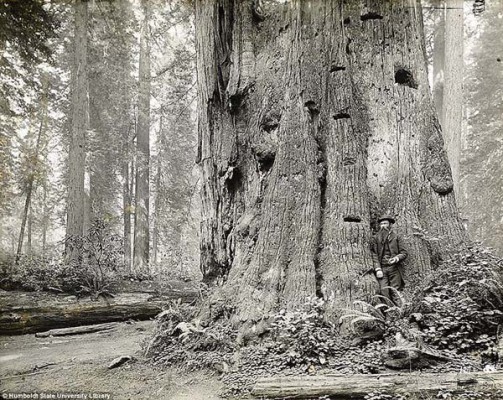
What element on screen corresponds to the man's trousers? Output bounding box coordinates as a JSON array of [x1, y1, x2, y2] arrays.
[[378, 264, 404, 306]]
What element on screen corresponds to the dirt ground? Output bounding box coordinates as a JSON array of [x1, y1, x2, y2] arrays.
[[0, 320, 224, 399]]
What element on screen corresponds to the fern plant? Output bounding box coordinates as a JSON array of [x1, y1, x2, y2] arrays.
[[339, 287, 409, 333]]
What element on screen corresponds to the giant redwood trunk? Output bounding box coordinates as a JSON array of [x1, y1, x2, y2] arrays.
[[196, 0, 467, 329]]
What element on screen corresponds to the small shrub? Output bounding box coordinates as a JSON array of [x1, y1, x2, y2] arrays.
[[64, 219, 123, 295], [269, 297, 343, 367]]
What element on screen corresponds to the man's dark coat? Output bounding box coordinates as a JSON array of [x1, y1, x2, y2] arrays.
[[371, 230, 408, 264], [371, 230, 408, 290]]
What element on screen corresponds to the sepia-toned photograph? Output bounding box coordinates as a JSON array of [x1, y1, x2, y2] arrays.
[[0, 0, 502, 398]]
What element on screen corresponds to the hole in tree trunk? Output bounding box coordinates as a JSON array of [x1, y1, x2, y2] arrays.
[[261, 114, 280, 133], [344, 216, 362, 223], [330, 65, 346, 72], [394, 68, 418, 89], [333, 112, 350, 120], [304, 101, 319, 118], [257, 154, 275, 172], [343, 17, 351, 25], [360, 12, 383, 21]]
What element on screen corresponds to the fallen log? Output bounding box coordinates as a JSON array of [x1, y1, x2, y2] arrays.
[[34, 322, 119, 338], [252, 371, 503, 399], [0, 288, 198, 336]]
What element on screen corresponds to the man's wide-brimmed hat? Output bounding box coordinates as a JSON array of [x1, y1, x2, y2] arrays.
[[378, 215, 396, 224]]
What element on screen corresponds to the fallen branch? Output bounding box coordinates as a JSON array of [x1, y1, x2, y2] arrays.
[[252, 371, 503, 399]]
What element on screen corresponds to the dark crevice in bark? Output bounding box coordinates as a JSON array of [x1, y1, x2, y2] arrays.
[[315, 135, 327, 300], [360, 12, 383, 21], [229, 92, 244, 114], [345, 38, 352, 54], [394, 68, 418, 89], [216, 3, 234, 102], [343, 17, 351, 25], [330, 65, 346, 72], [343, 156, 356, 165], [224, 165, 242, 194], [252, 0, 265, 22]]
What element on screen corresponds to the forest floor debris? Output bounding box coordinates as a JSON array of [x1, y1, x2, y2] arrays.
[[147, 246, 503, 399], [0, 320, 222, 399]]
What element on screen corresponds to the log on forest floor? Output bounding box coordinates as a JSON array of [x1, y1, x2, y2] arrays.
[[0, 287, 198, 336], [252, 371, 503, 399], [34, 322, 119, 338]]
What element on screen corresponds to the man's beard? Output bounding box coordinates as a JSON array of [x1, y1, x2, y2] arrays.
[[380, 226, 390, 232]]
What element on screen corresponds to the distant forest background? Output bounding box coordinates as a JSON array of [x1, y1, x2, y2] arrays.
[[0, 0, 501, 291]]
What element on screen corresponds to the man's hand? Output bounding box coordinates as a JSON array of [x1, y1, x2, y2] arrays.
[[375, 268, 383, 279], [388, 256, 400, 265]]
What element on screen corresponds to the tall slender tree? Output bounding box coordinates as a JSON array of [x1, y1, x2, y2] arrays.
[[133, 0, 151, 273], [66, 0, 88, 257], [16, 79, 49, 262]]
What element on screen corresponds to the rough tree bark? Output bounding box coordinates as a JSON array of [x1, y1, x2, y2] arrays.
[[66, 0, 88, 256], [442, 0, 463, 199], [133, 0, 151, 274], [195, 0, 467, 331]]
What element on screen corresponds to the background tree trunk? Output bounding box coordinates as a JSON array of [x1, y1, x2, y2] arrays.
[[66, 0, 88, 257], [123, 144, 132, 271], [195, 0, 467, 330], [16, 86, 48, 262], [442, 0, 463, 199], [432, 0, 445, 124], [133, 0, 151, 275], [27, 204, 32, 255], [460, 0, 503, 256], [152, 115, 163, 266], [41, 181, 49, 254]]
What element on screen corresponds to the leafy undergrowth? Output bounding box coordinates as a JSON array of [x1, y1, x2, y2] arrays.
[[146, 247, 503, 398], [411, 246, 503, 357], [0, 220, 123, 296]]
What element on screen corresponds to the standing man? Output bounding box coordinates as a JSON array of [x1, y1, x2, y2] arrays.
[[371, 215, 408, 306]]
